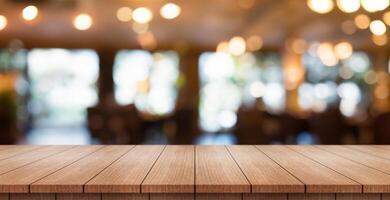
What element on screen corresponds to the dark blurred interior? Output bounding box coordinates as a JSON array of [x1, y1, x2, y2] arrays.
[[1, 0, 390, 145]]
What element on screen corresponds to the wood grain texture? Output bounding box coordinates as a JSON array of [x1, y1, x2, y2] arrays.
[[85, 145, 164, 193], [318, 146, 390, 175], [56, 194, 101, 200], [243, 194, 287, 200], [31, 146, 134, 193], [289, 146, 390, 193], [0, 146, 72, 175], [102, 194, 149, 200], [382, 194, 390, 200], [196, 146, 250, 193], [0, 146, 42, 161], [335, 194, 380, 200], [227, 145, 304, 193], [0, 194, 8, 200], [9, 194, 55, 200], [347, 146, 390, 160], [288, 194, 335, 200], [142, 146, 194, 193], [0, 146, 102, 193], [150, 194, 194, 200], [257, 146, 361, 193], [196, 194, 242, 200]]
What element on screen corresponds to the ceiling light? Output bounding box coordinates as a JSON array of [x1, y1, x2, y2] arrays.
[[361, 0, 389, 12], [133, 7, 153, 24], [160, 3, 181, 20], [336, 0, 360, 13]]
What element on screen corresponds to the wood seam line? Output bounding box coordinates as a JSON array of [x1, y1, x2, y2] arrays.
[[82, 145, 137, 192], [139, 145, 167, 193], [28, 145, 106, 192], [0, 146, 76, 177], [315, 146, 390, 176], [224, 145, 252, 193], [0, 146, 46, 163], [286, 146, 363, 193], [254, 146, 306, 192], [344, 146, 390, 161]]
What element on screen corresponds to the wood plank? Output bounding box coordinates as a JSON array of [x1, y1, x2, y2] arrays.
[[289, 146, 390, 193], [318, 146, 390, 175], [288, 194, 335, 200], [150, 194, 194, 200], [0, 146, 72, 175], [31, 146, 134, 193], [382, 194, 390, 200], [257, 146, 361, 193], [196, 194, 242, 200], [0, 194, 8, 200], [243, 194, 287, 200], [227, 145, 304, 193], [142, 146, 194, 193], [0, 146, 102, 193], [102, 194, 149, 200], [56, 193, 101, 200], [335, 194, 380, 200], [85, 145, 165, 193], [195, 146, 250, 193], [9, 194, 55, 200], [0, 146, 42, 161], [347, 146, 390, 160]]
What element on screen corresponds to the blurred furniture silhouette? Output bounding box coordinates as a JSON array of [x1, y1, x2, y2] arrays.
[[373, 112, 390, 144]]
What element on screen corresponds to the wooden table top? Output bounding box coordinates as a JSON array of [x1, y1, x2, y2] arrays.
[[0, 145, 389, 194]]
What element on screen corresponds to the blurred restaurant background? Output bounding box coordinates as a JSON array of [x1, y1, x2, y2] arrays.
[[1, 0, 390, 145]]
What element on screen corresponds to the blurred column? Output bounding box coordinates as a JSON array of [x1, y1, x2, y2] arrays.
[[97, 49, 116, 106]]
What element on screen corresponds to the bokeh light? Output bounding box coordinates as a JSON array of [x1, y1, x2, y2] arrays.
[[0, 15, 7, 31], [116, 7, 132, 22], [216, 41, 229, 53], [336, 0, 360, 13], [372, 34, 388, 46], [361, 0, 389, 12], [334, 42, 353, 60], [354, 14, 370, 29], [370, 20, 386, 36], [228, 36, 246, 56], [246, 35, 263, 52], [133, 7, 153, 24], [22, 5, 38, 21], [307, 0, 334, 14], [73, 14, 93, 31], [383, 11, 390, 26], [160, 3, 181, 20]]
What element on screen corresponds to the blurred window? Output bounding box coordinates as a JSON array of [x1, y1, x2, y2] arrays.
[[113, 50, 179, 115], [199, 52, 283, 133], [27, 49, 99, 127]]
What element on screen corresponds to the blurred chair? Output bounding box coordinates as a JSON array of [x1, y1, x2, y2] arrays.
[[234, 108, 268, 144]]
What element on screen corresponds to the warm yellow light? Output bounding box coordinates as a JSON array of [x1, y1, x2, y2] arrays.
[[307, 0, 334, 14], [73, 14, 92, 31], [317, 43, 338, 66], [132, 22, 149, 34], [22, 5, 38, 21], [160, 3, 181, 20], [246, 35, 263, 52], [372, 34, 388, 46], [228, 36, 246, 56], [216, 41, 229, 53], [383, 11, 390, 26], [354, 14, 370, 29], [336, 0, 360, 13], [133, 7, 153, 24], [370, 20, 386, 36], [117, 7, 132, 22], [0, 15, 7, 31], [334, 42, 353, 60], [291, 38, 307, 54], [137, 31, 157, 50], [361, 0, 389, 12], [237, 0, 255, 9]]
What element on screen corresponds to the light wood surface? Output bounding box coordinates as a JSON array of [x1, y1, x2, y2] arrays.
[[257, 146, 361, 193], [289, 146, 390, 193], [31, 146, 133, 193], [227, 145, 304, 193], [142, 146, 194, 193], [0, 145, 388, 198], [195, 146, 250, 193], [85, 146, 164, 193], [0, 146, 102, 193]]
